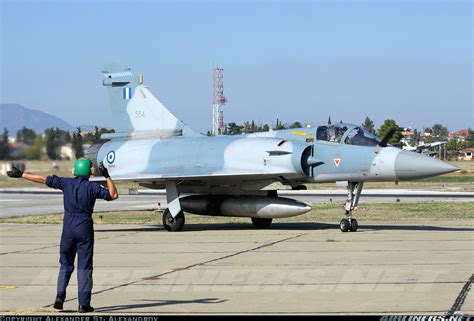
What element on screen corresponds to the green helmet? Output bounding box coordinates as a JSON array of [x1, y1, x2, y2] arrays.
[[74, 159, 91, 177]]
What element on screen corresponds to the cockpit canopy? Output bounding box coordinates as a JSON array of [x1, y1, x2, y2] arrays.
[[316, 124, 381, 146]]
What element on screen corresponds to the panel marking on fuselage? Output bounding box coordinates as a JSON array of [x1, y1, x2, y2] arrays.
[[291, 131, 307, 136]]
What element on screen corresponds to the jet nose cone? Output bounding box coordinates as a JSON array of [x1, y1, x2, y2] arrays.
[[394, 151, 459, 180]]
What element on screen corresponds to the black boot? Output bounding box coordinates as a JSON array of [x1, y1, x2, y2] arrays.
[[53, 296, 64, 310], [78, 305, 94, 313]]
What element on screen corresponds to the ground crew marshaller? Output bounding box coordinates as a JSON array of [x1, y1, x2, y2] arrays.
[[7, 159, 118, 313]]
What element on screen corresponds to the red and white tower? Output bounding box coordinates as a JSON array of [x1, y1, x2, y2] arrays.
[[212, 68, 227, 135]]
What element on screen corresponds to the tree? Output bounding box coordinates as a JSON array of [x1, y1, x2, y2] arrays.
[[82, 126, 115, 144], [467, 128, 474, 148], [16, 127, 36, 145], [457, 141, 468, 151], [243, 121, 252, 134], [275, 118, 286, 130], [45, 128, 60, 160], [412, 129, 421, 144], [72, 127, 84, 159], [19, 136, 45, 160], [446, 139, 456, 151], [327, 116, 332, 125], [377, 119, 403, 147], [93, 126, 100, 143], [0, 128, 10, 160], [424, 135, 434, 144], [57, 129, 71, 145], [431, 124, 449, 141], [467, 128, 474, 141], [289, 121, 302, 129], [362, 117, 375, 134], [227, 122, 243, 135], [45, 128, 71, 160]]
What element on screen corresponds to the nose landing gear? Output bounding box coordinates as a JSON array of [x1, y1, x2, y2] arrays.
[[340, 217, 358, 232], [340, 182, 363, 232]]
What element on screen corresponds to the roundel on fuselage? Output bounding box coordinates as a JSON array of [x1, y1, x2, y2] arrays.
[[107, 151, 116, 164]]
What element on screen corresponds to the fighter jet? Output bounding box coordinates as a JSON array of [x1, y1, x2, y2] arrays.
[[87, 63, 459, 232], [401, 139, 447, 157]]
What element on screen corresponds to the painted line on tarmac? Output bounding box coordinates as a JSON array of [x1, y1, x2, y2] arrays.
[[0, 230, 145, 256], [142, 233, 308, 281], [448, 273, 474, 315], [0, 244, 59, 256], [42, 232, 308, 309]]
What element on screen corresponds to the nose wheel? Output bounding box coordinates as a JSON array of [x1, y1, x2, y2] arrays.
[[340, 182, 363, 232], [340, 216, 358, 232]]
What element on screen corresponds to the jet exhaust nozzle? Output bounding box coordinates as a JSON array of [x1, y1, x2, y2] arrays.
[[84, 142, 106, 172]]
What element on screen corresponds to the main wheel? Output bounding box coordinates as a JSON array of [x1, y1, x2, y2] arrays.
[[251, 217, 273, 229], [340, 218, 350, 232], [162, 209, 185, 232], [349, 219, 358, 232]]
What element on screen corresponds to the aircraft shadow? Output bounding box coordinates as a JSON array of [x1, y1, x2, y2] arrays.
[[185, 222, 474, 232], [96, 222, 474, 233], [184, 222, 334, 231], [95, 222, 333, 232], [95, 227, 164, 232], [95, 297, 227, 312]]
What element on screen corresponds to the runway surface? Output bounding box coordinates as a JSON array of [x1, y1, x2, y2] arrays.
[[1, 188, 473, 217], [0, 221, 472, 314]]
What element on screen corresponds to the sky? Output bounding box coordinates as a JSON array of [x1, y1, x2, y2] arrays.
[[0, 0, 472, 133]]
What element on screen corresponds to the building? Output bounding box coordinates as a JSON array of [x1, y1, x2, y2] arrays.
[[449, 129, 470, 143], [459, 148, 474, 161], [400, 128, 415, 145]]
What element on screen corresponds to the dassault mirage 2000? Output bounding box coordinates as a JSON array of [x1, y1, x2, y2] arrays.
[[87, 63, 459, 232]]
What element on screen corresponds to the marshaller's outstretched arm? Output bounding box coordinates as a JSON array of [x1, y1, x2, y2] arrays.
[[7, 166, 46, 184]]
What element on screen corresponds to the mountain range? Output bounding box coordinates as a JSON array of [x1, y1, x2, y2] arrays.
[[0, 104, 100, 136]]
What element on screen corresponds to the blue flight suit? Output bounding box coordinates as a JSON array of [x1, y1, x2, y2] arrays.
[[46, 175, 112, 306]]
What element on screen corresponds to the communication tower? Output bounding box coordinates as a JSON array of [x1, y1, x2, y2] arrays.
[[212, 68, 227, 135]]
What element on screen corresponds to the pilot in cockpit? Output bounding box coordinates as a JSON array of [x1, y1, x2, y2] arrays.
[[332, 126, 347, 142], [350, 128, 366, 146], [316, 126, 328, 141], [317, 125, 348, 143]]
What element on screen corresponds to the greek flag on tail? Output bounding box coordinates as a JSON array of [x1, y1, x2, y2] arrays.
[[123, 87, 132, 99]]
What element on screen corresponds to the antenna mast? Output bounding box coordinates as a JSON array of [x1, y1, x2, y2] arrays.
[[212, 68, 227, 135]]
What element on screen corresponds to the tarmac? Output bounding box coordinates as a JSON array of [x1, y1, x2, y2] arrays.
[[0, 221, 473, 315]]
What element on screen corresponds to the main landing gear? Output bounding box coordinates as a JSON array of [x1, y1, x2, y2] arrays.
[[163, 181, 186, 232], [162, 209, 185, 231], [340, 182, 363, 232]]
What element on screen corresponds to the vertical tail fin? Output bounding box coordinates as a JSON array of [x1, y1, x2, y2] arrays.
[[102, 63, 198, 136]]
